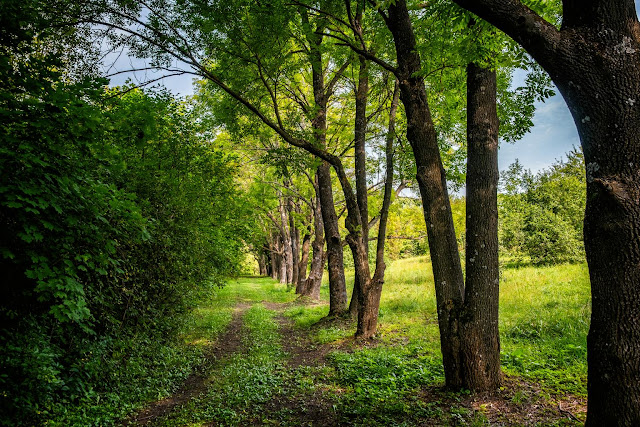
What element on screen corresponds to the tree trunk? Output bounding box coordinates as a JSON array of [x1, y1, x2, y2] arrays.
[[296, 224, 311, 291], [257, 252, 267, 276], [269, 232, 279, 281], [279, 198, 294, 285], [460, 62, 501, 391], [386, 0, 465, 388], [302, 187, 325, 299], [278, 236, 287, 284], [318, 161, 348, 314], [304, 10, 348, 315], [451, 0, 640, 421], [288, 194, 300, 288], [350, 55, 370, 319]]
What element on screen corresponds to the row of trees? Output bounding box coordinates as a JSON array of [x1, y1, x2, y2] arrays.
[[81, 0, 639, 422]]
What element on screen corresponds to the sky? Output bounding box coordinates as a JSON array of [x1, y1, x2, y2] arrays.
[[498, 83, 580, 173]]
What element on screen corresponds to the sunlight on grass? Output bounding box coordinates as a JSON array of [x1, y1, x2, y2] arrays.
[[309, 257, 590, 397], [155, 266, 590, 425]]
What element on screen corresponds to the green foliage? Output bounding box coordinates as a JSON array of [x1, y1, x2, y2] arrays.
[[329, 347, 444, 423], [0, 37, 251, 425], [499, 149, 586, 264]]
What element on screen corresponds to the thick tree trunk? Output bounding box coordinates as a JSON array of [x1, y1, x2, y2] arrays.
[[318, 161, 348, 314], [451, 0, 640, 421], [350, 55, 370, 319], [556, 55, 640, 425], [460, 63, 501, 391], [386, 0, 465, 387]]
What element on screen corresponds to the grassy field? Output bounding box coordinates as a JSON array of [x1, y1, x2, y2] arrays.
[[287, 257, 590, 393], [116, 258, 590, 426]]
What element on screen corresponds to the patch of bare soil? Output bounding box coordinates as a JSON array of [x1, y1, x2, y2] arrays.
[[124, 303, 250, 426], [418, 375, 586, 426]]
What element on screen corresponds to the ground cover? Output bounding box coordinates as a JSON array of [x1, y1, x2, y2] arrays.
[[123, 258, 589, 426]]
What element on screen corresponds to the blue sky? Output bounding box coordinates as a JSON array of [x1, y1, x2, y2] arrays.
[[499, 83, 580, 173]]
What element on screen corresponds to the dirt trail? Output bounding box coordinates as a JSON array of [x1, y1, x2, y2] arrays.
[[126, 303, 250, 426], [263, 301, 336, 368], [261, 300, 339, 426]]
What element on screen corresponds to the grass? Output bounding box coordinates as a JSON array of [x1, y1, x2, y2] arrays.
[[163, 304, 287, 426], [117, 258, 589, 426], [282, 255, 590, 423]]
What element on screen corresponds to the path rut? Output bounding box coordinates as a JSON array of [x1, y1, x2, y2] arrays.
[[125, 303, 250, 426]]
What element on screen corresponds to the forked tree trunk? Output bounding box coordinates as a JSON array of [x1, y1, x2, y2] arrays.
[[460, 62, 501, 391], [451, 0, 640, 421], [353, 80, 400, 338], [386, 0, 465, 387]]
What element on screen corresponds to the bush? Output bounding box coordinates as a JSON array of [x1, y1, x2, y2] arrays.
[[0, 51, 250, 424]]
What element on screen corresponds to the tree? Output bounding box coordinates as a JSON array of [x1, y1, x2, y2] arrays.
[[302, 0, 547, 389], [451, 0, 640, 423], [499, 150, 586, 264]]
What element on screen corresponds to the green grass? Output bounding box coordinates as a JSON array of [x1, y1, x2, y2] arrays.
[[104, 261, 589, 426], [290, 256, 590, 398], [161, 303, 287, 426]]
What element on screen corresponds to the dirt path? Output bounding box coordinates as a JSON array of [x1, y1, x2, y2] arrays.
[[126, 304, 250, 426], [124, 295, 585, 426], [261, 301, 339, 426]]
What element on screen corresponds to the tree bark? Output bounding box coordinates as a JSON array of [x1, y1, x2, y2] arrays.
[[268, 230, 279, 281], [277, 199, 292, 284], [451, 0, 640, 421], [296, 223, 311, 291], [386, 0, 465, 388], [288, 193, 300, 288], [318, 162, 348, 314], [460, 62, 501, 391], [350, 55, 370, 318], [257, 252, 267, 276], [302, 187, 325, 299], [304, 10, 348, 316]]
